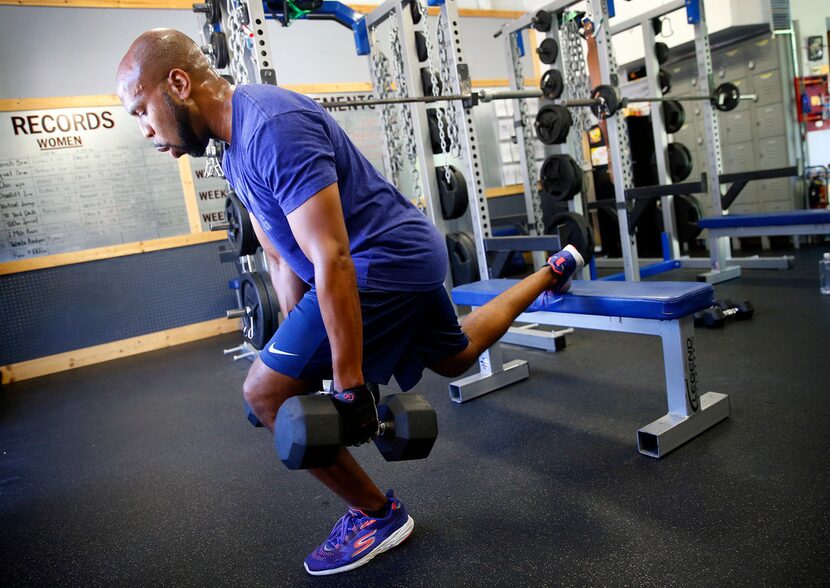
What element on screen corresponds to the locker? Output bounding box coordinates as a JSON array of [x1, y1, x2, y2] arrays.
[[722, 110, 754, 144], [724, 141, 756, 174], [746, 37, 778, 75], [755, 136, 790, 169], [753, 69, 783, 105], [752, 103, 787, 139], [757, 177, 794, 204]]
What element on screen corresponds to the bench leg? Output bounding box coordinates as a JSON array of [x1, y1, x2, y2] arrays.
[[636, 316, 730, 458], [448, 342, 529, 404]]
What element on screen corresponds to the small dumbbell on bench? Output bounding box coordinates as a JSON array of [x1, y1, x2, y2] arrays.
[[274, 392, 438, 470], [694, 299, 755, 329]]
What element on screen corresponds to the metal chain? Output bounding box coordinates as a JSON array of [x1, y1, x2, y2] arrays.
[[389, 13, 424, 207], [561, 20, 592, 168], [225, 0, 252, 85], [369, 26, 403, 186], [417, 0, 452, 186], [511, 32, 544, 235], [436, 11, 462, 163]]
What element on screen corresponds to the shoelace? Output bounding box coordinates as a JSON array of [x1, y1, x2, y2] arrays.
[[325, 509, 367, 550]]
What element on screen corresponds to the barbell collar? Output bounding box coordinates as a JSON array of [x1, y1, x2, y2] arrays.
[[226, 306, 252, 319], [209, 221, 230, 231]]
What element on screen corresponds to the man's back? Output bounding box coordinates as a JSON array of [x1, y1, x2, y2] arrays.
[[223, 84, 447, 291]]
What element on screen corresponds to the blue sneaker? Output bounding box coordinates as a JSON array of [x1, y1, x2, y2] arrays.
[[304, 490, 414, 576], [546, 244, 585, 294]]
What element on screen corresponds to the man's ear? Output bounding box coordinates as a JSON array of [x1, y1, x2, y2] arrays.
[[168, 68, 192, 100]]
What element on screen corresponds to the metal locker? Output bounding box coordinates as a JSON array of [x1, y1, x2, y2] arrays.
[[755, 136, 790, 169], [725, 141, 756, 174], [757, 177, 793, 204], [746, 37, 778, 75], [752, 103, 787, 139], [753, 70, 784, 106], [723, 110, 754, 144]]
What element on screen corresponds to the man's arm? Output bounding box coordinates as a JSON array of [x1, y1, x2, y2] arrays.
[[249, 215, 308, 315], [285, 182, 363, 392]]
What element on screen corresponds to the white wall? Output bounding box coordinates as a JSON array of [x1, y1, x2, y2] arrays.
[[790, 0, 830, 76]]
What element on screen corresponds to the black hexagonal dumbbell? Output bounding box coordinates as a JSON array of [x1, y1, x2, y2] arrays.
[[694, 298, 754, 329], [274, 392, 438, 470]]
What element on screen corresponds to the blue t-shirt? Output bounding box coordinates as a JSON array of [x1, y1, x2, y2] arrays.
[[222, 85, 447, 291]]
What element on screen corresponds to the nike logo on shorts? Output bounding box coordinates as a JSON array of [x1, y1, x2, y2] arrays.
[[268, 343, 299, 356]]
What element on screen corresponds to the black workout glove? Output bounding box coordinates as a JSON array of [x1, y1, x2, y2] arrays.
[[331, 384, 379, 446]]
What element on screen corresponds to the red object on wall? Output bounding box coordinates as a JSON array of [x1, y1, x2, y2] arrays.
[[794, 75, 830, 132]]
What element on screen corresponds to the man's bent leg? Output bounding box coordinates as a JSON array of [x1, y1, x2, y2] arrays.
[[243, 358, 386, 512], [429, 246, 583, 377]]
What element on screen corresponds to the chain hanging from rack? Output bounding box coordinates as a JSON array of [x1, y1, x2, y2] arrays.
[[225, 0, 253, 85], [417, 0, 453, 186], [560, 19, 591, 168], [369, 25, 403, 187], [436, 10, 462, 164], [389, 12, 425, 210], [510, 32, 545, 236]]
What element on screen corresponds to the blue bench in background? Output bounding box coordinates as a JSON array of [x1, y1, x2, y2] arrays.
[[450, 279, 730, 458], [698, 209, 830, 239]]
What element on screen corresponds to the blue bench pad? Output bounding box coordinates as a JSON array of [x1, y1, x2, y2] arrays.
[[698, 209, 830, 229], [452, 279, 715, 320]]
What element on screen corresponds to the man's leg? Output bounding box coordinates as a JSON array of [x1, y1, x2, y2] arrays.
[[243, 357, 386, 513], [429, 245, 583, 377]]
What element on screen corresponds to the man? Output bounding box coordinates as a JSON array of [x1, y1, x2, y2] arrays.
[[117, 29, 584, 576]]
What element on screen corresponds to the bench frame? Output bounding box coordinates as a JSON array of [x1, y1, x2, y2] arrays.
[[450, 309, 730, 458]]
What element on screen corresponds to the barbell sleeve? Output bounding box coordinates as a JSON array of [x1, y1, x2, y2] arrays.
[[226, 307, 251, 319]]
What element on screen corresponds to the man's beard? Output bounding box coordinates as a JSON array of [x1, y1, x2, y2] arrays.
[[162, 91, 209, 157]]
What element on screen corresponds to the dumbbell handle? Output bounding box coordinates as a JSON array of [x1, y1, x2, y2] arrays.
[[192, 3, 211, 13], [210, 221, 230, 231], [721, 307, 740, 318], [226, 306, 251, 319]]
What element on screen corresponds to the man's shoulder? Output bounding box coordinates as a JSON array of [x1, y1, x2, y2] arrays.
[[236, 84, 321, 121]]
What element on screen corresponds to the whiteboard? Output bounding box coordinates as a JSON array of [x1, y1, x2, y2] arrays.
[[0, 106, 188, 263]]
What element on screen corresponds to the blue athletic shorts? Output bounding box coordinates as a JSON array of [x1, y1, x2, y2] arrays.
[[259, 286, 469, 391]]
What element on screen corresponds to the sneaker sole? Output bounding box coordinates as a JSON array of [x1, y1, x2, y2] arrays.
[[303, 515, 415, 576]]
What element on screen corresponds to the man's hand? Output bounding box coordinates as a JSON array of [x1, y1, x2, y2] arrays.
[[331, 384, 379, 446]]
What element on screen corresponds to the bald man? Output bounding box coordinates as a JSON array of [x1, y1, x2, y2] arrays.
[[117, 28, 583, 575]]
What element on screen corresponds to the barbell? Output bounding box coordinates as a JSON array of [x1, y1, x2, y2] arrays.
[[315, 81, 754, 120]]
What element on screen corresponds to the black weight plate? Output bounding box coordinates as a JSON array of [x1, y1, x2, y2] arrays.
[[667, 142, 693, 182], [427, 109, 447, 154], [259, 270, 281, 339], [446, 231, 479, 286], [545, 212, 594, 263], [421, 67, 442, 96], [540, 154, 582, 201], [655, 41, 670, 65], [414, 31, 428, 62], [661, 100, 685, 134], [590, 84, 620, 118], [225, 191, 259, 257], [536, 38, 559, 65], [533, 10, 553, 32], [674, 194, 703, 243], [535, 104, 573, 144], [410, 0, 422, 24], [540, 69, 564, 100], [240, 272, 276, 350], [437, 166, 468, 220], [658, 68, 672, 94], [713, 82, 740, 112], [210, 31, 229, 69]]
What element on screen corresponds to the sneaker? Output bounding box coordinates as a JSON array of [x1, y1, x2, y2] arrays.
[[546, 244, 585, 294], [304, 490, 414, 576]]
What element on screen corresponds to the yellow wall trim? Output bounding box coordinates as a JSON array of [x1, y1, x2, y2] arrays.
[[0, 231, 227, 276], [0, 0, 523, 18], [1, 317, 241, 385]]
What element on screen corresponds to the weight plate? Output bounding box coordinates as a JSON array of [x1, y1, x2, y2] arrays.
[[540, 154, 582, 201], [655, 42, 670, 65], [658, 68, 672, 94], [536, 38, 559, 65], [533, 10, 553, 32], [427, 109, 447, 154], [713, 82, 740, 112], [673, 194, 703, 243], [590, 84, 620, 119], [225, 192, 259, 257], [661, 100, 685, 134], [545, 212, 594, 263], [446, 231, 479, 286], [535, 104, 573, 145], [210, 31, 229, 70], [414, 31, 428, 63], [540, 69, 564, 100], [240, 271, 277, 350], [437, 166, 468, 220], [667, 142, 693, 182]]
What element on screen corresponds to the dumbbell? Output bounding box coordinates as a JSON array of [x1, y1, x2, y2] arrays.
[[275, 392, 438, 470], [694, 299, 754, 328]]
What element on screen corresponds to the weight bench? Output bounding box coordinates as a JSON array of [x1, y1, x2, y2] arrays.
[[698, 209, 830, 239], [451, 279, 729, 458]]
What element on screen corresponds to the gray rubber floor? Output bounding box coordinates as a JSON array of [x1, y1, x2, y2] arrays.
[[2, 246, 829, 587]]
